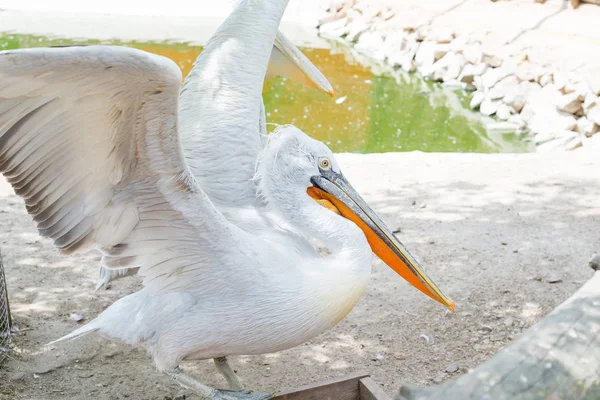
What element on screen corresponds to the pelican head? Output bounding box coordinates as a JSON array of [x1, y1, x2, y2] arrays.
[[258, 126, 455, 311]]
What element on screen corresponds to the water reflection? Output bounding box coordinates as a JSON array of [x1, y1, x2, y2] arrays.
[[0, 33, 532, 154]]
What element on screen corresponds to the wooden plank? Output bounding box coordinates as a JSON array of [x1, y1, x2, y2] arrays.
[[271, 371, 369, 400], [359, 377, 390, 400], [396, 267, 600, 400], [582, 0, 600, 5]]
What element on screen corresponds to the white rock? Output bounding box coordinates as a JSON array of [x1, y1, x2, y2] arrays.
[[575, 117, 599, 137], [565, 135, 584, 151], [69, 313, 84, 322], [401, 59, 416, 73], [481, 67, 514, 90], [539, 73, 553, 87], [563, 80, 588, 98], [414, 41, 437, 75], [431, 52, 465, 82], [529, 109, 577, 136], [415, 42, 449, 77], [496, 104, 513, 120], [503, 82, 530, 113], [383, 31, 406, 52], [488, 75, 519, 100], [520, 103, 535, 123], [583, 93, 598, 113], [516, 62, 544, 82], [448, 36, 468, 54], [387, 36, 419, 69], [586, 104, 600, 126], [346, 18, 370, 42], [354, 1, 376, 15], [486, 121, 520, 132], [442, 79, 466, 89], [534, 129, 576, 145], [480, 98, 501, 116], [318, 10, 347, 26], [507, 114, 526, 128], [434, 45, 451, 62], [355, 31, 386, 61], [482, 54, 502, 68], [555, 92, 582, 114], [552, 71, 568, 92], [470, 91, 485, 110], [586, 75, 600, 95], [463, 44, 483, 65], [459, 63, 488, 86], [415, 27, 427, 42], [320, 17, 350, 37], [430, 27, 455, 44], [529, 83, 563, 107]]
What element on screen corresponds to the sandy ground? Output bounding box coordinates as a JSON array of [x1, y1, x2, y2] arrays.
[[0, 147, 598, 399]]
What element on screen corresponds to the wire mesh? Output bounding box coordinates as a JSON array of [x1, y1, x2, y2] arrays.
[[0, 251, 11, 363]]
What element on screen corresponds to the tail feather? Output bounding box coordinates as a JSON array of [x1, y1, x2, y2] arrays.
[[46, 320, 100, 346]]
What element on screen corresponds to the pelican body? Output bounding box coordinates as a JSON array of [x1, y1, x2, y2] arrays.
[[0, 0, 453, 396]]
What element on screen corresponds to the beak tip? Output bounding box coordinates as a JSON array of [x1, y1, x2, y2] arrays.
[[446, 300, 456, 312], [328, 90, 335, 98]]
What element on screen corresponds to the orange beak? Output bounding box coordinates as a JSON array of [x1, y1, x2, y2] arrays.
[[308, 173, 455, 312]]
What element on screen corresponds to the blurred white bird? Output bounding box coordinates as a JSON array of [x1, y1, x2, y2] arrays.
[[0, 0, 453, 398]]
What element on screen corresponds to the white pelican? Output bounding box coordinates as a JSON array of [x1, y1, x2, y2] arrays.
[[0, 0, 454, 398]]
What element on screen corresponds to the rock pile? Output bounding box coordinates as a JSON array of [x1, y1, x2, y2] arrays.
[[318, 0, 600, 152]]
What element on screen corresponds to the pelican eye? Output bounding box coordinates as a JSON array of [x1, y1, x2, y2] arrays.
[[319, 157, 331, 170]]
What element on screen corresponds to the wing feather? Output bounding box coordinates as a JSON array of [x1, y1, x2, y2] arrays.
[[0, 45, 238, 293]]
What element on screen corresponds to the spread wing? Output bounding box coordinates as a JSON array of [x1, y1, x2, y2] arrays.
[[178, 0, 286, 209], [0, 45, 237, 293]]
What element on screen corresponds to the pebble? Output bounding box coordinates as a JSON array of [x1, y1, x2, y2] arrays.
[[575, 117, 599, 137], [546, 274, 563, 284], [486, 121, 519, 132], [419, 333, 431, 343], [463, 44, 483, 64], [490, 332, 506, 342], [432, 374, 445, 384], [590, 254, 600, 270], [444, 363, 459, 373], [503, 317, 514, 327], [482, 54, 502, 68], [555, 92, 582, 114], [480, 98, 501, 116], [496, 104, 512, 121], [470, 91, 485, 110], [69, 313, 84, 322], [586, 104, 600, 126], [9, 372, 25, 381]]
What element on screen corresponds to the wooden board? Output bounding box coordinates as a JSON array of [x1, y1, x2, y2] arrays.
[[359, 377, 391, 400], [271, 372, 389, 400]]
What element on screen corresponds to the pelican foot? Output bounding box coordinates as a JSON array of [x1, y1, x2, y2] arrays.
[[169, 368, 272, 400]]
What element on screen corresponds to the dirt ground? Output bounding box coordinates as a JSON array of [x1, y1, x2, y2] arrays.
[[0, 147, 598, 400]]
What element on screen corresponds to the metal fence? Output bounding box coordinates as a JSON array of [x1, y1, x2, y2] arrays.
[[0, 251, 11, 363]]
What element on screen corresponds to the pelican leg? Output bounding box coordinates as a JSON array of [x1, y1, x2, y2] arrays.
[[214, 356, 242, 390], [169, 367, 272, 400]]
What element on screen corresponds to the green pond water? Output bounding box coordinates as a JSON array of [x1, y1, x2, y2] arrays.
[[0, 33, 532, 154]]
